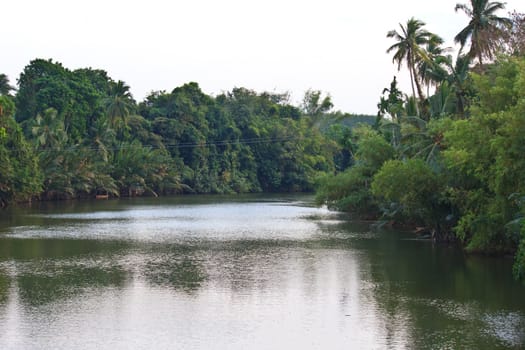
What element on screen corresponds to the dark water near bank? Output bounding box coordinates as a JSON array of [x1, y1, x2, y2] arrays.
[[0, 194, 523, 349]]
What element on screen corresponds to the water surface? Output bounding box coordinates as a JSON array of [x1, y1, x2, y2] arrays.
[[0, 195, 524, 349]]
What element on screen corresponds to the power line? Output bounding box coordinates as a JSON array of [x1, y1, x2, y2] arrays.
[[5, 135, 304, 153]]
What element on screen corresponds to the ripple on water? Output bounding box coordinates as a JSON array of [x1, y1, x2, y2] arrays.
[[483, 311, 525, 348], [5, 203, 344, 244], [1, 197, 524, 350]]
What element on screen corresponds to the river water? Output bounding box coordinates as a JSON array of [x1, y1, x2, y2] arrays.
[[0, 194, 523, 349]]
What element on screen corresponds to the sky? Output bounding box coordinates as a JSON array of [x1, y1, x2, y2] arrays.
[[4, 0, 524, 114]]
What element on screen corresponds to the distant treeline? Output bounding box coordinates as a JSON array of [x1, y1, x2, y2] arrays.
[[0, 58, 372, 206]]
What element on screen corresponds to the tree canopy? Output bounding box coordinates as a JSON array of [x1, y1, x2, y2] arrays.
[[3, 59, 360, 203], [321, 3, 525, 282]]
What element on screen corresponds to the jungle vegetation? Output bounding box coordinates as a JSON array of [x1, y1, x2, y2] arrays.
[[2, 62, 363, 204], [316, 2, 525, 282]]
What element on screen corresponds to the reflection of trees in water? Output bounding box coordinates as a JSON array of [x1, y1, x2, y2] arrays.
[[206, 240, 286, 292], [143, 255, 206, 293], [364, 231, 525, 349], [0, 271, 9, 304], [139, 242, 298, 294], [0, 202, 119, 234], [17, 265, 128, 307], [0, 238, 129, 260], [0, 238, 131, 307]]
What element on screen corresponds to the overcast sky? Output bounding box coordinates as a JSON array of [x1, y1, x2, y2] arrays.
[[4, 0, 524, 114]]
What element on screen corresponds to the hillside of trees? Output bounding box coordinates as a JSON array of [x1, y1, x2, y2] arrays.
[[0, 60, 375, 206], [316, 3, 525, 282]]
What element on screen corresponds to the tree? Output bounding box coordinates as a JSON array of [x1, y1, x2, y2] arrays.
[[301, 89, 333, 126], [446, 54, 473, 116], [371, 159, 448, 238], [440, 56, 525, 270], [103, 80, 135, 130], [387, 18, 434, 115], [31, 108, 68, 150], [15, 59, 108, 141], [417, 34, 448, 97], [495, 11, 525, 57], [377, 76, 405, 124], [0, 96, 42, 206], [110, 140, 184, 197], [15, 59, 76, 125], [428, 54, 473, 117], [316, 125, 394, 216], [454, 0, 512, 65], [0, 74, 14, 96]]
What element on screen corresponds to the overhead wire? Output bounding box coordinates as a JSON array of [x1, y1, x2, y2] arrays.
[[4, 135, 304, 153]]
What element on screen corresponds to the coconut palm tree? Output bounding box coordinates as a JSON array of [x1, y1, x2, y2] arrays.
[[387, 18, 434, 115], [88, 118, 116, 163], [111, 140, 179, 197], [301, 89, 333, 127], [445, 54, 472, 116], [103, 80, 135, 129], [417, 34, 448, 97], [454, 0, 511, 65], [31, 108, 68, 149]]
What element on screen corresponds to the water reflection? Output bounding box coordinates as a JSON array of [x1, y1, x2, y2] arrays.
[[0, 272, 9, 304], [0, 195, 523, 349], [361, 230, 525, 349], [17, 264, 127, 307], [0, 238, 129, 260], [142, 252, 206, 292]]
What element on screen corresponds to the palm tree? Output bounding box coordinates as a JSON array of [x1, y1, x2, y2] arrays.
[[103, 80, 135, 129], [454, 0, 512, 65], [387, 18, 434, 115], [377, 76, 405, 123], [301, 89, 333, 127], [31, 108, 68, 149], [417, 34, 448, 97], [446, 54, 472, 116]]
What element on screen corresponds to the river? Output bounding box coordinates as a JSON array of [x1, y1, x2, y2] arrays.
[[0, 194, 523, 349]]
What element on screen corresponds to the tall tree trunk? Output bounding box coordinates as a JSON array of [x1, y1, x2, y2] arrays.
[[414, 69, 425, 102], [478, 51, 483, 66], [408, 54, 420, 116]]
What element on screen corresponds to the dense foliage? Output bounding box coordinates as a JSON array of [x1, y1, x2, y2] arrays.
[[0, 96, 41, 206], [2, 59, 369, 206], [316, 4, 525, 282]]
